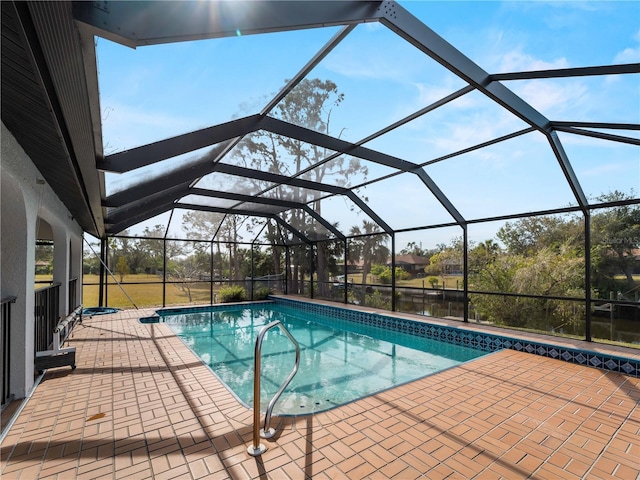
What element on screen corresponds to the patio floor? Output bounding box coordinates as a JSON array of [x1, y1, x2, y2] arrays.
[[1, 305, 639, 479]]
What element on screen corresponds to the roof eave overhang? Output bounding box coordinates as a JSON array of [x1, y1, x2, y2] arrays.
[[2, 1, 105, 236]]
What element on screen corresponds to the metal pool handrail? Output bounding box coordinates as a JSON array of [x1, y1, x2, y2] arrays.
[[247, 320, 300, 457]]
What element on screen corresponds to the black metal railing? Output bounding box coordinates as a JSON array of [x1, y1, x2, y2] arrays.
[[1, 296, 16, 408], [34, 283, 60, 353]]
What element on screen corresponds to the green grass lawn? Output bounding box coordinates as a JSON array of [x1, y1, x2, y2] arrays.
[[82, 274, 220, 308]]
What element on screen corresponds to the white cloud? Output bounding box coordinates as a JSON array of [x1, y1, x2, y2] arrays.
[[512, 79, 588, 119], [614, 30, 640, 63], [427, 105, 531, 155], [614, 47, 640, 64], [324, 49, 409, 81], [413, 77, 476, 109], [579, 162, 629, 177], [496, 49, 570, 74]]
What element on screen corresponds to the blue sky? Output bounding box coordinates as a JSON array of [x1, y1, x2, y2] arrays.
[[97, 1, 640, 249]]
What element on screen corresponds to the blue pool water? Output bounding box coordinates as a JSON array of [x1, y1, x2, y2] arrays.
[[158, 303, 488, 414]]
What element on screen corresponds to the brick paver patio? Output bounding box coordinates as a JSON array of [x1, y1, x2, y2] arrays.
[[1, 306, 639, 479]]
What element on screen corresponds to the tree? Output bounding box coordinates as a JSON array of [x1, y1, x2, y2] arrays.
[[83, 243, 101, 275], [219, 216, 243, 281], [233, 246, 272, 280], [35, 241, 53, 264], [470, 244, 585, 329], [400, 241, 438, 259], [493, 194, 639, 297], [315, 239, 345, 297], [370, 264, 386, 277], [427, 237, 465, 276], [137, 225, 165, 274], [108, 232, 134, 273], [349, 221, 389, 303], [468, 239, 501, 274], [168, 257, 205, 303], [181, 211, 249, 281], [115, 256, 130, 282], [182, 211, 223, 240], [497, 215, 581, 256], [378, 266, 409, 284], [590, 191, 640, 293], [183, 210, 219, 248], [230, 78, 367, 292]]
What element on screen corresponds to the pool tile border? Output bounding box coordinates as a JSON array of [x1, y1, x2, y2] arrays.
[[274, 297, 640, 377], [154, 301, 274, 316], [140, 301, 275, 323]]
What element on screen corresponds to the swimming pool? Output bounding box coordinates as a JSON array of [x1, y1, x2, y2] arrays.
[[156, 302, 487, 414]]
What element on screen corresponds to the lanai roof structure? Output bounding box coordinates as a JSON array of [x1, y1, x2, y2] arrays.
[[2, 3, 640, 478], [2, 0, 638, 244]]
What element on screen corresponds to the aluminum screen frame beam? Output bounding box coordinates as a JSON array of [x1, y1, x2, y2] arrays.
[[99, 115, 263, 173], [282, 85, 475, 185], [261, 116, 467, 229], [104, 147, 349, 210], [260, 25, 356, 117], [106, 199, 177, 235], [379, 2, 551, 131], [550, 121, 640, 130], [215, 163, 349, 196], [101, 111, 455, 236], [345, 191, 392, 235], [101, 142, 232, 208], [266, 117, 467, 229], [105, 179, 191, 214], [72, 1, 384, 48], [261, 116, 419, 172], [103, 183, 190, 209], [176, 203, 312, 245], [546, 131, 588, 209], [187, 24, 358, 194], [419, 128, 537, 168], [175, 202, 279, 219], [187, 188, 346, 240], [378, 1, 589, 210], [413, 169, 465, 226], [490, 63, 640, 81], [106, 186, 183, 227], [551, 127, 640, 146], [188, 188, 298, 210], [103, 161, 354, 233], [300, 205, 346, 242]]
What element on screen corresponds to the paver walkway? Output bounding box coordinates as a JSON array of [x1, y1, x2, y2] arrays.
[[1, 306, 639, 479]]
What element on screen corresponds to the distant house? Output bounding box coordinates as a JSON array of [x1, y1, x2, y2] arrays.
[[442, 258, 463, 275], [388, 254, 431, 277]]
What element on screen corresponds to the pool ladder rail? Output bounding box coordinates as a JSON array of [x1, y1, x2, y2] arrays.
[[247, 320, 301, 457]]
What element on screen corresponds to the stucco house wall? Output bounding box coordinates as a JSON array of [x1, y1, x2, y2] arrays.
[[1, 121, 83, 400]]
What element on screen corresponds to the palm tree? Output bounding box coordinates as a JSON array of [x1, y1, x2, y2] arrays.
[[349, 220, 389, 303]]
